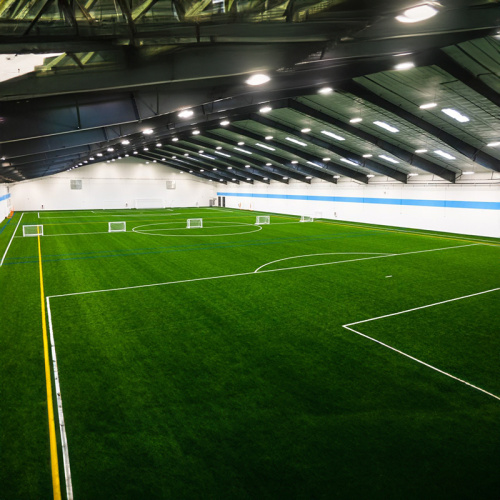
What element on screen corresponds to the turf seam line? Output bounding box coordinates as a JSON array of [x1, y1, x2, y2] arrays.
[[343, 288, 500, 402], [47, 243, 480, 299], [0, 212, 23, 267], [47, 297, 74, 500], [37, 230, 62, 500]]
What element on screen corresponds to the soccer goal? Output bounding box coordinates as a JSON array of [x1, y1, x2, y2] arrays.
[[300, 215, 314, 223], [134, 199, 165, 209], [255, 215, 270, 225], [187, 218, 203, 229], [108, 221, 126, 232], [23, 225, 43, 237]]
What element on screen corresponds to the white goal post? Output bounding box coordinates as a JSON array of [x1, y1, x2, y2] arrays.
[[187, 218, 203, 229], [255, 215, 270, 225], [23, 225, 43, 237], [108, 221, 126, 232], [134, 199, 165, 209], [300, 215, 314, 222]]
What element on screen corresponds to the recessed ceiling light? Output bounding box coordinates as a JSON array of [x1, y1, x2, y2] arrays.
[[265, 135, 273, 140], [318, 87, 333, 95], [396, 4, 439, 23], [378, 154, 400, 164], [184, 153, 189, 157], [89, 157, 95, 160], [145, 161, 149, 164], [161, 157, 165, 160], [350, 118, 363, 123], [487, 141, 500, 147], [156, 143, 162, 147], [143, 147, 149, 151], [213, 168, 217, 171], [178, 109, 194, 118], [107, 147, 114, 152], [97, 153, 103, 157], [192, 130, 200, 135], [172, 156, 177, 159], [415, 149, 428, 153], [373, 121, 399, 133], [189, 170, 193, 173], [394, 62, 415, 71], [198, 150, 204, 154], [301, 128, 311, 133], [172, 137, 179, 142], [285, 137, 307, 147], [200, 169, 204, 172], [246, 74, 270, 86], [216, 146, 222, 150], [341, 158, 359, 166], [227, 166, 232, 169], [143, 129, 153, 135], [220, 120, 230, 126], [266, 163, 272, 166], [322, 157, 331, 162], [237, 141, 245, 146], [260, 106, 272, 113], [441, 108, 469, 123], [420, 102, 437, 109], [245, 165, 251, 168], [362, 154, 373, 158], [434, 150, 456, 160], [121, 139, 130, 145], [321, 130, 345, 141], [153, 160, 157, 163], [133, 151, 138, 154]]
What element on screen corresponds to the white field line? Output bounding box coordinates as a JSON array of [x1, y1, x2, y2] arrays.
[[133, 221, 257, 232], [48, 243, 480, 300], [46, 297, 73, 499], [15, 231, 116, 238], [0, 212, 24, 267], [133, 225, 263, 238], [343, 288, 500, 402], [254, 252, 394, 273]]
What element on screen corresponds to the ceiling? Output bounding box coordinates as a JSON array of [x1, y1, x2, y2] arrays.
[[0, 0, 499, 185]]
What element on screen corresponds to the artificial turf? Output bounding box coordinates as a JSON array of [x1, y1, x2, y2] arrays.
[[1, 207, 499, 499]]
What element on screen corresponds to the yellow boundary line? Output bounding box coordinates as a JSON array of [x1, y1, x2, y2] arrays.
[[38, 230, 62, 500]]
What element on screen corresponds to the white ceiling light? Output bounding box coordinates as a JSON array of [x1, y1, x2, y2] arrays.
[[213, 168, 217, 171], [333, 175, 340, 179], [367, 174, 375, 178], [189, 170, 193, 173], [462, 171, 474, 175], [301, 128, 311, 133], [264, 135, 273, 141], [263, 177, 268, 180], [245, 165, 251, 168], [143, 129, 153, 135], [318, 87, 333, 95], [246, 74, 270, 86], [156, 143, 162, 147], [89, 157, 95, 160], [172, 156, 177, 159], [178, 109, 194, 118], [394, 62, 415, 71], [97, 153, 103, 157], [434, 150, 456, 160], [283, 177, 289, 180], [121, 139, 130, 145], [408, 173, 419, 176], [200, 169, 204, 172], [143, 147, 149, 151], [487, 141, 500, 147], [378, 154, 400, 164], [362, 154, 373, 158], [265, 163, 272, 166], [349, 118, 363, 123], [216, 146, 222, 150], [321, 130, 345, 141], [192, 130, 200, 135], [341, 158, 359, 166], [215, 151, 231, 158], [259, 106, 272, 113], [396, 4, 439, 23], [415, 149, 428, 153], [228, 166, 232, 169], [285, 137, 307, 147], [133, 151, 138, 154], [200, 154, 216, 160], [441, 108, 469, 123], [291, 160, 298, 164], [420, 102, 437, 109], [184, 153, 189, 156], [220, 120, 230, 126], [305, 176, 312, 179], [234, 147, 252, 154], [107, 147, 114, 152], [322, 157, 331, 162], [246, 178, 251, 181], [198, 150, 204, 153], [172, 137, 179, 142], [374, 121, 399, 133], [237, 141, 245, 146]]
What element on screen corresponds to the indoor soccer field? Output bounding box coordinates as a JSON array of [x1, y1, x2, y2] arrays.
[[1, 207, 499, 499]]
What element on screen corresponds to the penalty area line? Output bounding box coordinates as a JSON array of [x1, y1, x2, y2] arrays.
[[343, 288, 500, 402]]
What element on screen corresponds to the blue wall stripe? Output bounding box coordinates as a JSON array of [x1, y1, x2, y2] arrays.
[[0, 193, 11, 203], [217, 192, 500, 211]]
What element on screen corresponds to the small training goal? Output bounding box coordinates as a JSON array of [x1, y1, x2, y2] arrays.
[[108, 221, 126, 232], [300, 215, 314, 223], [23, 225, 43, 237], [187, 218, 203, 229], [255, 215, 270, 225]]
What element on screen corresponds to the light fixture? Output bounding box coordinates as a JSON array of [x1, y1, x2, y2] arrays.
[[232, 178, 236, 181], [184, 153, 189, 156], [301, 128, 311, 133], [350, 118, 363, 123], [266, 163, 272, 166], [396, 4, 439, 23], [172, 137, 179, 142], [394, 62, 415, 71], [89, 157, 95, 160], [265, 135, 273, 140], [172, 156, 177, 159], [143, 129, 153, 135], [121, 139, 130, 145], [263, 177, 268, 180], [307, 161, 320, 167], [246, 178, 251, 181], [245, 165, 251, 168], [246, 74, 270, 86], [198, 150, 204, 154], [285, 137, 307, 147], [215, 151, 231, 158], [178, 109, 194, 118], [133, 151, 138, 154], [322, 157, 331, 162], [143, 147, 149, 151], [145, 161, 149, 164], [97, 153, 103, 157], [333, 175, 340, 179], [362, 154, 373, 158], [259, 106, 272, 113], [291, 160, 298, 164], [487, 141, 500, 147], [306, 176, 312, 179], [192, 130, 200, 135], [234, 147, 252, 154], [462, 171, 474, 175], [228, 166, 232, 170], [237, 141, 245, 146], [283, 177, 289, 180], [318, 87, 333, 95], [125, 154, 129, 157], [341, 158, 359, 166], [156, 143, 162, 147], [107, 147, 114, 152], [189, 170, 193, 173], [321, 130, 345, 141], [408, 173, 419, 177], [200, 169, 204, 172], [216, 146, 222, 150], [378, 154, 400, 164], [213, 168, 217, 171], [367, 174, 375, 178], [415, 149, 428, 153], [420, 102, 437, 109], [373, 121, 399, 133], [434, 150, 456, 160], [220, 120, 230, 126], [162, 157, 166, 160], [441, 108, 469, 123]]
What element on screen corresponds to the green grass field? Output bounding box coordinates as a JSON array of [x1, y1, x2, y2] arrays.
[[1, 207, 499, 499]]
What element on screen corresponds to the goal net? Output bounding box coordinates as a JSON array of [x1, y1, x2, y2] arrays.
[[108, 221, 126, 232], [300, 215, 314, 222], [187, 218, 202, 229], [134, 199, 165, 209], [255, 215, 270, 225], [23, 225, 43, 237]]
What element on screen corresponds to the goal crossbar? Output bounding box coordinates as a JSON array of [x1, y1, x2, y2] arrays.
[[23, 225, 43, 237]]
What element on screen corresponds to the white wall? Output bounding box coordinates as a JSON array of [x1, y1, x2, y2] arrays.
[[0, 184, 12, 221], [9, 158, 218, 211], [217, 174, 500, 238]]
